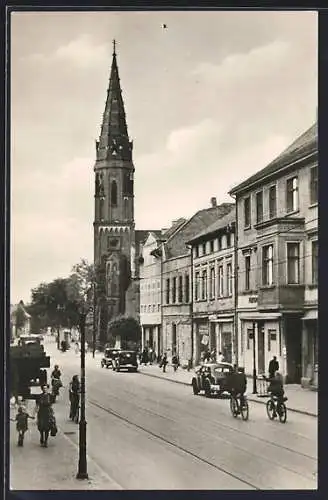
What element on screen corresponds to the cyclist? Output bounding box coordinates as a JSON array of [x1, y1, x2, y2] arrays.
[[267, 371, 285, 416], [230, 366, 247, 411]]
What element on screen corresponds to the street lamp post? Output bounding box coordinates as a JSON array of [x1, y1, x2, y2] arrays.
[[252, 321, 258, 394], [76, 309, 88, 480]]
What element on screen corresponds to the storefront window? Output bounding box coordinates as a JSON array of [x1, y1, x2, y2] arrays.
[[247, 328, 253, 350], [267, 329, 277, 352]]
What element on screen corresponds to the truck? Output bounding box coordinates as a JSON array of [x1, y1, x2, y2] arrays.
[[10, 335, 50, 401]]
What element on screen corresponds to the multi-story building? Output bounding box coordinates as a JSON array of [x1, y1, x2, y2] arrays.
[[229, 122, 318, 386], [160, 199, 235, 365], [186, 209, 236, 364], [139, 230, 163, 357]]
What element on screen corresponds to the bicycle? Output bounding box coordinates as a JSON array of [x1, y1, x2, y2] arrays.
[[230, 393, 249, 421], [266, 394, 288, 423]]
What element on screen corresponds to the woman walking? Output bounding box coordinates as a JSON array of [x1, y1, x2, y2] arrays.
[[35, 385, 57, 447], [69, 375, 80, 423]]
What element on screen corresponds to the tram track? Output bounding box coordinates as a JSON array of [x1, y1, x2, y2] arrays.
[[89, 398, 262, 490]]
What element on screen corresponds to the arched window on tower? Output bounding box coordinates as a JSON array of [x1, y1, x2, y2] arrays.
[[111, 181, 118, 207], [99, 198, 104, 220], [124, 197, 129, 220]]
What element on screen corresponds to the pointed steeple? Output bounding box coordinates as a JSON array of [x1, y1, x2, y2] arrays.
[[96, 40, 133, 162]]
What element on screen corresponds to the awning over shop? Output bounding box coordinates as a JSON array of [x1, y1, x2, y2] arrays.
[[302, 309, 318, 321], [239, 312, 282, 321]]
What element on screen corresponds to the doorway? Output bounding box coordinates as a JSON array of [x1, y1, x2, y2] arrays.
[[285, 316, 302, 383], [257, 322, 265, 375], [172, 324, 177, 354]]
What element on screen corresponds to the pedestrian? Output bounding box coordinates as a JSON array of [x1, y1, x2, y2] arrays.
[[217, 351, 224, 363], [10, 405, 35, 447], [148, 347, 153, 365], [160, 352, 168, 373], [69, 375, 80, 423], [75, 341, 80, 354], [35, 385, 57, 448], [204, 351, 211, 363], [172, 353, 179, 372], [268, 356, 279, 380], [141, 348, 149, 366], [210, 349, 216, 362]]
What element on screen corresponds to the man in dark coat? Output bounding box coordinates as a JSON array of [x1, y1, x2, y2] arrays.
[[268, 356, 279, 379]]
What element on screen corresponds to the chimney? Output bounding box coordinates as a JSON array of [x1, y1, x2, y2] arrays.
[[210, 197, 217, 207]]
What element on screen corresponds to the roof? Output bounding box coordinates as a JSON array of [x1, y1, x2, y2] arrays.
[[135, 230, 162, 246], [162, 218, 186, 240], [187, 208, 235, 244], [230, 122, 318, 195], [164, 203, 235, 259]]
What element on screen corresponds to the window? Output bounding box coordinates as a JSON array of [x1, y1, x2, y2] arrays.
[[195, 271, 200, 300], [312, 240, 318, 285], [185, 274, 190, 303], [218, 236, 222, 251], [99, 198, 104, 220], [166, 279, 170, 304], [210, 267, 215, 299], [245, 255, 251, 290], [310, 166, 318, 205], [202, 243, 206, 256], [287, 242, 300, 284], [178, 275, 183, 302], [286, 177, 298, 213], [111, 181, 118, 207], [172, 277, 177, 303], [244, 196, 251, 228], [123, 198, 129, 220], [226, 233, 231, 248], [201, 270, 207, 300], [269, 185, 277, 219], [210, 240, 214, 253], [227, 263, 233, 296], [262, 245, 273, 286], [267, 329, 277, 352], [256, 191, 263, 223], [218, 265, 224, 297]]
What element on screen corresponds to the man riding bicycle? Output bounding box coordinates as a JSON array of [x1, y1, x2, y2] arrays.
[[267, 371, 285, 416], [229, 366, 247, 411]]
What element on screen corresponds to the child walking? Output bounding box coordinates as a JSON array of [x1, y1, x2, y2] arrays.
[[10, 406, 35, 446]]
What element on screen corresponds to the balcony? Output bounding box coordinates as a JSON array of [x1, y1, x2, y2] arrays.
[[258, 284, 305, 310]]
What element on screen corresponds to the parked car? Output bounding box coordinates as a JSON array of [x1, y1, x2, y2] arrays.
[[191, 362, 234, 397], [112, 350, 138, 372], [101, 348, 121, 369]]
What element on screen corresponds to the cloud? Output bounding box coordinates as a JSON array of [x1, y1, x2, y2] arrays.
[[134, 119, 292, 228], [192, 40, 291, 84], [24, 34, 110, 69]]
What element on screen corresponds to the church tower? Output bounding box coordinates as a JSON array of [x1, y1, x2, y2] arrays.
[[94, 41, 136, 343]]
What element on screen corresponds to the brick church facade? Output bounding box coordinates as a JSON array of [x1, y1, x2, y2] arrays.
[[93, 42, 158, 344]]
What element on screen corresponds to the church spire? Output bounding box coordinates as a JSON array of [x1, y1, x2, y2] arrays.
[[96, 40, 132, 162]]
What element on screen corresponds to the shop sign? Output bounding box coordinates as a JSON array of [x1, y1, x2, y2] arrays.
[[248, 296, 258, 304]]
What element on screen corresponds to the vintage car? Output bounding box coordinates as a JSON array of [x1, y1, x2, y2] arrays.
[[191, 362, 234, 397], [112, 350, 138, 372], [101, 348, 121, 369]]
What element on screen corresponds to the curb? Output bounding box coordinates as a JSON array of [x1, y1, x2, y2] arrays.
[[138, 370, 317, 418]]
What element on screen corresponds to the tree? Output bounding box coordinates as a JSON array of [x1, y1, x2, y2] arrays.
[[107, 315, 141, 348]]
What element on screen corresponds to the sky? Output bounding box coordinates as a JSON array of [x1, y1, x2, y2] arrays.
[[10, 10, 318, 304]]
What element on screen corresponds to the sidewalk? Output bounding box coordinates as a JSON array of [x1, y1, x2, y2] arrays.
[[137, 363, 318, 418], [9, 390, 122, 490]]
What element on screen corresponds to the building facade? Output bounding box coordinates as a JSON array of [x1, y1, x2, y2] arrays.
[[160, 199, 235, 365], [139, 231, 163, 357], [186, 210, 236, 365], [230, 123, 318, 386]]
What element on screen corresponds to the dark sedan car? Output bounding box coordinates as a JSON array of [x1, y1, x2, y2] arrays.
[[112, 350, 138, 372], [101, 348, 121, 369], [191, 362, 234, 397]]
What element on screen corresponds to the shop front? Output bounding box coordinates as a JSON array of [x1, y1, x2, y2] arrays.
[[238, 313, 282, 377], [301, 309, 318, 389], [194, 318, 209, 364]]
